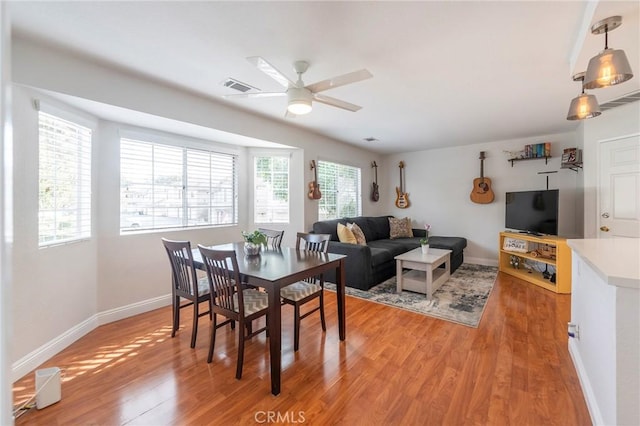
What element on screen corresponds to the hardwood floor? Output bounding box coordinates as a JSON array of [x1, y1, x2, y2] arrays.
[[13, 272, 590, 425]]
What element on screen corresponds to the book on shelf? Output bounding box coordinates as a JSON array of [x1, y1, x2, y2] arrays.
[[562, 147, 581, 164], [523, 142, 551, 159]]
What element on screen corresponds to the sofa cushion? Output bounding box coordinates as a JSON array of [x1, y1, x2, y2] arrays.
[[368, 239, 417, 265], [428, 236, 467, 254], [364, 215, 393, 241], [389, 217, 413, 239], [337, 223, 357, 244], [312, 218, 347, 241], [348, 222, 367, 245]]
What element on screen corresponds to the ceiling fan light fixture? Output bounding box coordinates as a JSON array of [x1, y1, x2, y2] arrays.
[[287, 87, 312, 115], [567, 72, 601, 121], [583, 16, 634, 89]]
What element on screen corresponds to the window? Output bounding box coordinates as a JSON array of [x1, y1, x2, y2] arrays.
[[254, 155, 289, 223], [120, 138, 237, 232], [38, 111, 92, 246], [317, 160, 361, 220]]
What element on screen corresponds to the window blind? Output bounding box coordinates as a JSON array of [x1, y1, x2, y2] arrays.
[[120, 138, 237, 232], [317, 160, 361, 220], [38, 111, 92, 246], [254, 156, 289, 223]]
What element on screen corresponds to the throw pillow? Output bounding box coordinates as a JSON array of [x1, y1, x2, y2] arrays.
[[348, 222, 367, 245], [337, 223, 357, 244], [389, 217, 413, 239]]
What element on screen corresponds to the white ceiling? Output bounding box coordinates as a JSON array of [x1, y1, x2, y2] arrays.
[[8, 1, 640, 154]]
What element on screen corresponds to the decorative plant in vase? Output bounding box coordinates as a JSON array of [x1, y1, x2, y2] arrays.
[[242, 230, 267, 256], [420, 224, 431, 253]]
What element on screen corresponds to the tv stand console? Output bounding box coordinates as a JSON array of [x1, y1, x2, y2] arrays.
[[498, 231, 571, 293]]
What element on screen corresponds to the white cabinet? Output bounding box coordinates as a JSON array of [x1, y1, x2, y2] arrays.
[[567, 238, 640, 426]]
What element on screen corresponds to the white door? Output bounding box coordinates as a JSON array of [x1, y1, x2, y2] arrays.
[[599, 135, 640, 238]]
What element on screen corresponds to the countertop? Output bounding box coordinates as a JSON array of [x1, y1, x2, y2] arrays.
[[567, 238, 640, 289]]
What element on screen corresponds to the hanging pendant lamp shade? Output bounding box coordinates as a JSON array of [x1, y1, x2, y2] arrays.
[[584, 16, 634, 89], [567, 93, 601, 120], [567, 72, 601, 121]]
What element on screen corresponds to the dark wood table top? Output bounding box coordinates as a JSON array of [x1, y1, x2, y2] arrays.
[[192, 242, 345, 284]]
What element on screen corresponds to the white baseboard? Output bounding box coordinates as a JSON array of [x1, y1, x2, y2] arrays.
[[465, 257, 498, 267], [569, 339, 601, 425], [96, 294, 171, 326], [12, 294, 171, 382]]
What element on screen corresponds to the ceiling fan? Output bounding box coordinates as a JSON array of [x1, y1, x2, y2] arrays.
[[223, 56, 373, 116]]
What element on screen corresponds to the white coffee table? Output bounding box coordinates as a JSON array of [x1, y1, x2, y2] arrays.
[[395, 247, 452, 300]]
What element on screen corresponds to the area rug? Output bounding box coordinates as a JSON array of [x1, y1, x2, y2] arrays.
[[324, 263, 497, 328]]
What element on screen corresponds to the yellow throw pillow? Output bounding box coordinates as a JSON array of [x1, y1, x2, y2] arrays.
[[389, 217, 414, 239], [348, 223, 367, 245], [337, 223, 357, 244]]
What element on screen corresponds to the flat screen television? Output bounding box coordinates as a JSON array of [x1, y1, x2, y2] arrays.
[[505, 189, 559, 236]]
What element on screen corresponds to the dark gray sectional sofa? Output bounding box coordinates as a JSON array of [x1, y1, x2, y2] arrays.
[[312, 215, 467, 290]]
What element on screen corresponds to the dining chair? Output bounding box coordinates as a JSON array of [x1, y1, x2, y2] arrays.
[[258, 227, 284, 249], [280, 232, 331, 351], [197, 245, 269, 379], [161, 238, 211, 348]]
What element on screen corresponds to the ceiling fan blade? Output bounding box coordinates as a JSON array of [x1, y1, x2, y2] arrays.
[[247, 56, 295, 88], [313, 94, 362, 112], [222, 92, 286, 99], [306, 69, 373, 93]]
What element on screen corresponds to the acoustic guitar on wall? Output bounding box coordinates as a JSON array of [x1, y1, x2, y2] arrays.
[[395, 161, 410, 208], [308, 160, 322, 200], [470, 151, 495, 204], [371, 161, 379, 202]]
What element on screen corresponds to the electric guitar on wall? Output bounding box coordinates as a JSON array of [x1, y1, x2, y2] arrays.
[[395, 161, 410, 208], [308, 160, 322, 200], [470, 151, 495, 204], [371, 161, 379, 202]]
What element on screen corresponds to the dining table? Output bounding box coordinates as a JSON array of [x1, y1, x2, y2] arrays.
[[191, 241, 347, 395]]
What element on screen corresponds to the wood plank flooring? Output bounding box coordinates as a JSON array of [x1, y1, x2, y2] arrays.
[[13, 272, 591, 425]]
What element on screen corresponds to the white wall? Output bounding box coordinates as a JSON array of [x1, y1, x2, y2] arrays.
[[383, 132, 582, 265], [10, 36, 385, 380], [582, 101, 640, 238], [0, 2, 13, 422]]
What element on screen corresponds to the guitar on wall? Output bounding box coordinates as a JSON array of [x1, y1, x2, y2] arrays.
[[470, 151, 495, 204], [371, 161, 379, 202], [395, 161, 410, 208], [308, 160, 322, 200]]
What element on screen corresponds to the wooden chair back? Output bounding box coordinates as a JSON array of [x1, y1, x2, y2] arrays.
[[197, 246, 244, 319], [258, 228, 284, 249], [296, 232, 330, 253], [162, 238, 199, 297]]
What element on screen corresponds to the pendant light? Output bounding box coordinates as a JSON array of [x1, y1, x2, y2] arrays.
[[584, 16, 634, 89], [567, 72, 601, 121]]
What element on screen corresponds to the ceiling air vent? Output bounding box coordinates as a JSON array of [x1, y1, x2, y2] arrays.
[[222, 78, 259, 93], [599, 90, 640, 112]]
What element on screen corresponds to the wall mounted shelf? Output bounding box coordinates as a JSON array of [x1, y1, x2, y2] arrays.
[[508, 156, 551, 167], [561, 162, 583, 172]]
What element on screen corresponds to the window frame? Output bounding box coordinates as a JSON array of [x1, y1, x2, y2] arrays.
[[316, 159, 362, 220], [37, 105, 94, 248], [119, 132, 239, 234], [253, 153, 291, 224]]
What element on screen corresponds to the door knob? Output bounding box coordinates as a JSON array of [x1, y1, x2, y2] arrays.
[[601, 212, 610, 218], [600, 226, 610, 232]]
